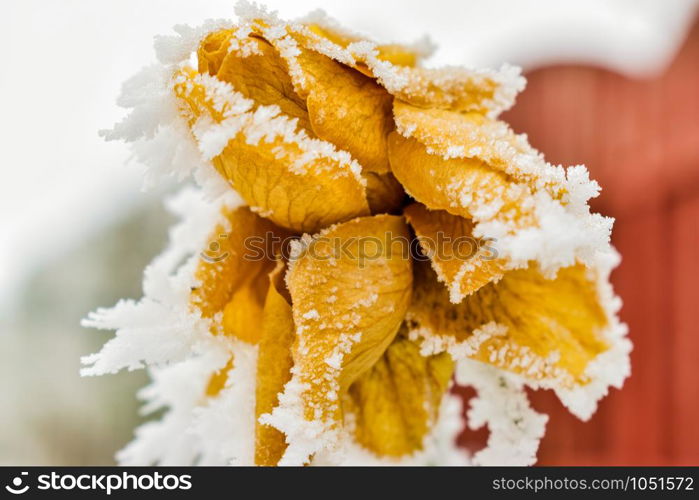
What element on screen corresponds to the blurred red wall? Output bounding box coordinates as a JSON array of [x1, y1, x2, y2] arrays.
[[495, 21, 699, 465]]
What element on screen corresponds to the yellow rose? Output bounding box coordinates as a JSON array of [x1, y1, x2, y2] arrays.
[[122, 12, 627, 465]]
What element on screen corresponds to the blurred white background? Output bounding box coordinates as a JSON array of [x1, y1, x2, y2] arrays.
[[1, 0, 696, 465]]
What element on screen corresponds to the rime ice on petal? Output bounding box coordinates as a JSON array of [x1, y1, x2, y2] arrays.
[[391, 102, 615, 276], [190, 340, 257, 465], [81, 187, 241, 376], [116, 344, 231, 465], [553, 251, 632, 420], [80, 296, 207, 375], [154, 20, 234, 65], [456, 359, 547, 466], [84, 187, 256, 465], [100, 48, 229, 197], [232, 6, 523, 116], [177, 72, 365, 186], [299, 9, 436, 60], [258, 367, 335, 466], [117, 339, 256, 465], [412, 321, 508, 360]]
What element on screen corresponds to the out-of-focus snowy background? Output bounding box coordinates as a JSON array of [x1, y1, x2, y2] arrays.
[[1, 0, 697, 465]]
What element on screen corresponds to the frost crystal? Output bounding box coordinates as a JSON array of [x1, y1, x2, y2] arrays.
[[456, 359, 548, 466]]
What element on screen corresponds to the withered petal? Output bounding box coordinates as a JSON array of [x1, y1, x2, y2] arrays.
[[190, 205, 291, 343], [255, 261, 295, 466], [205, 29, 313, 133], [393, 100, 564, 191], [388, 132, 531, 227], [347, 332, 453, 456], [404, 203, 506, 302], [303, 49, 394, 174], [174, 69, 371, 233], [408, 259, 609, 388], [285, 214, 412, 428]]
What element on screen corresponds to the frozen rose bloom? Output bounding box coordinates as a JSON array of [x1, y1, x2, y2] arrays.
[[85, 5, 630, 466]]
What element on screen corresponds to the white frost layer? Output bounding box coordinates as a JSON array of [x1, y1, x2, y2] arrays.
[[118, 339, 256, 466], [190, 340, 257, 465], [83, 186, 257, 465], [100, 60, 230, 198], [116, 342, 230, 465], [456, 358, 548, 466], [413, 321, 508, 360], [295, 7, 437, 61], [81, 187, 241, 376], [472, 187, 614, 279], [259, 367, 332, 466]]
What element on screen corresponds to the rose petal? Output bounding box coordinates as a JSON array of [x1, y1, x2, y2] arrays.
[[198, 28, 234, 76], [284, 214, 412, 446], [404, 203, 506, 302], [388, 132, 532, 226], [174, 69, 370, 233], [205, 30, 313, 133], [365, 171, 405, 214], [385, 66, 522, 115], [255, 260, 295, 466], [205, 357, 234, 397], [393, 100, 566, 190], [292, 23, 522, 115], [408, 259, 609, 389], [347, 331, 453, 456], [305, 22, 421, 72], [302, 49, 394, 174], [389, 105, 613, 276], [190, 205, 291, 343]]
